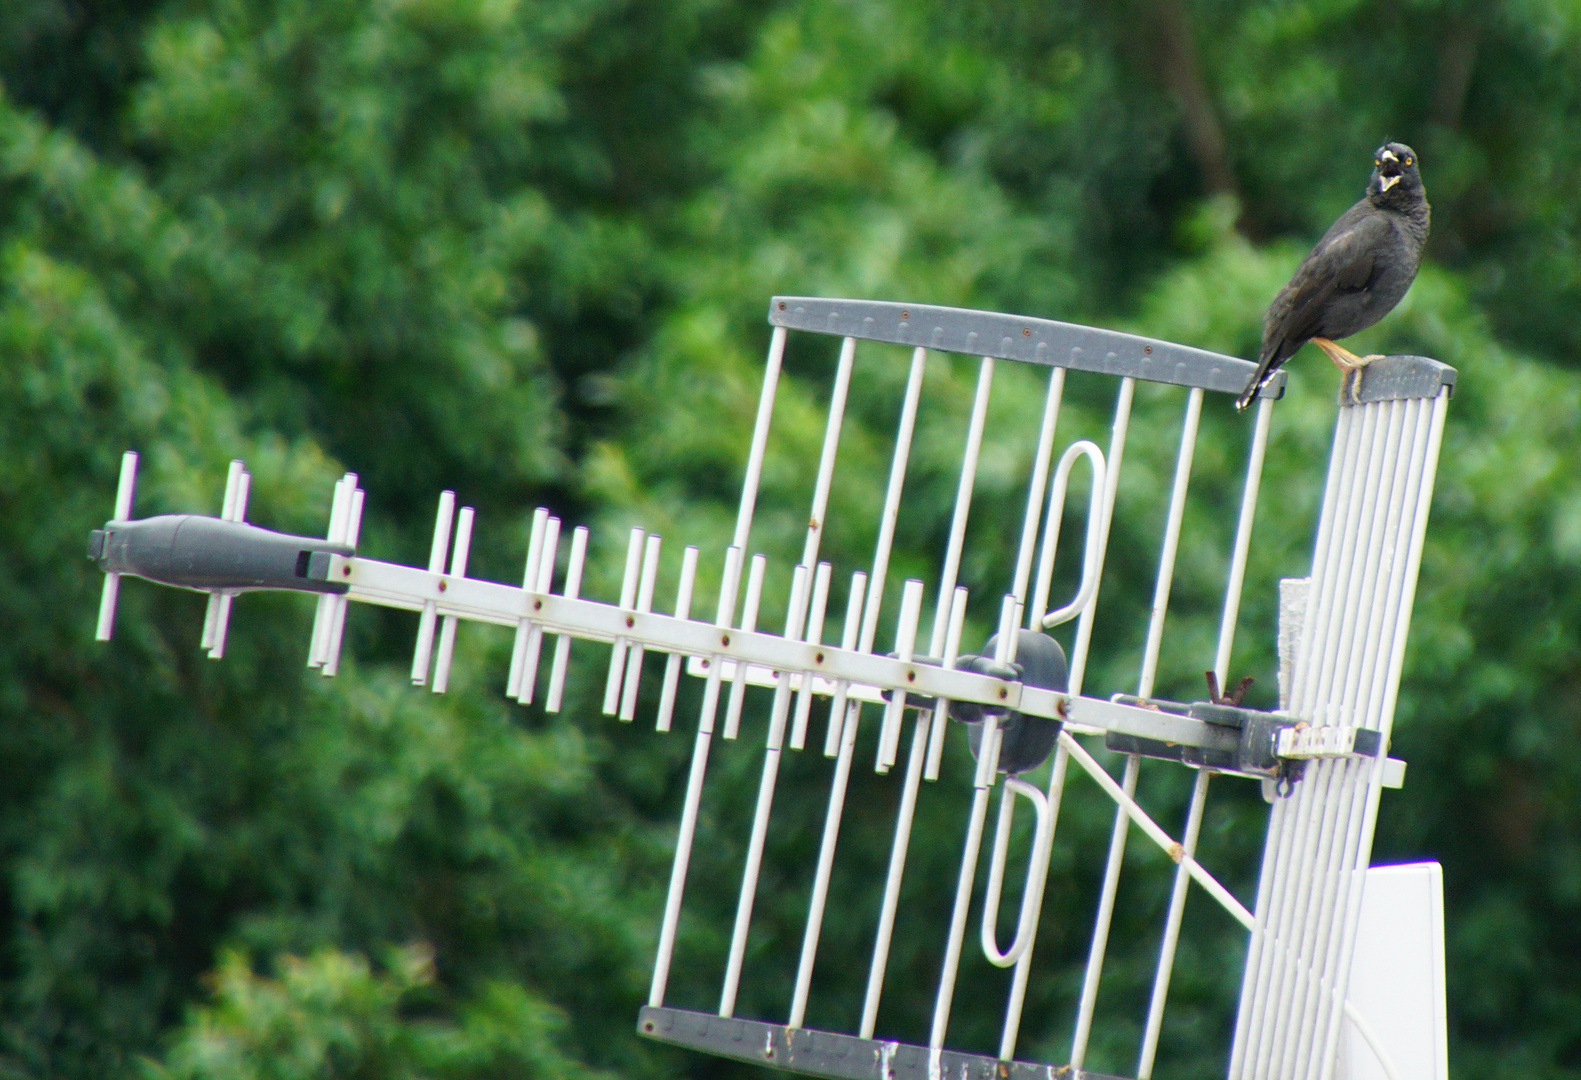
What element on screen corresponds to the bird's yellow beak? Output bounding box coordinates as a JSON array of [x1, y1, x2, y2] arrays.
[[1377, 148, 1401, 191]]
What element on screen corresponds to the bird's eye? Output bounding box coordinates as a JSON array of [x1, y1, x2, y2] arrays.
[[1404, 157, 1414, 165], [1374, 159, 1381, 167]]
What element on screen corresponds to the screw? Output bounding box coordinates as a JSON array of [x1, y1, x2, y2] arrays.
[[722, 634, 731, 646], [342, 565, 351, 576], [999, 687, 1009, 699], [777, 301, 786, 310], [1145, 345, 1153, 354], [901, 310, 909, 319], [626, 615, 635, 628], [1022, 327, 1031, 337], [533, 599, 542, 611], [438, 580, 447, 592], [815, 652, 825, 663], [906, 670, 915, 682]]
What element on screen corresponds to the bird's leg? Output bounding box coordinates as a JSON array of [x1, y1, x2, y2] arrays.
[[1311, 338, 1385, 404]]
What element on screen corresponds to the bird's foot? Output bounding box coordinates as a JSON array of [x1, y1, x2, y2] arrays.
[[1311, 337, 1384, 372], [1340, 359, 1385, 405]]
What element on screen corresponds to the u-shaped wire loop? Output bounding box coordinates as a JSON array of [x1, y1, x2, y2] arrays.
[[1030, 440, 1108, 629], [980, 776, 1054, 968]]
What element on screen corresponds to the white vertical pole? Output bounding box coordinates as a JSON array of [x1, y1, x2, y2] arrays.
[[95, 450, 139, 642], [721, 326, 788, 624], [924, 356, 996, 662], [924, 596, 1016, 1052], [800, 337, 857, 574], [842, 347, 928, 759], [1011, 368, 1067, 607], [1067, 378, 1135, 693], [1136, 388, 1204, 699], [1214, 396, 1276, 685], [1069, 752, 1140, 1069], [1066, 378, 1138, 1070], [719, 567, 810, 1017], [410, 491, 456, 685], [649, 544, 741, 1008], [856, 708, 933, 1038], [929, 717, 1000, 1050], [1137, 392, 1270, 1077], [788, 645, 865, 1028], [544, 526, 589, 714]]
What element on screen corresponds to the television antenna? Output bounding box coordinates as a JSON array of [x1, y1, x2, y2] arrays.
[[89, 297, 1453, 1080]]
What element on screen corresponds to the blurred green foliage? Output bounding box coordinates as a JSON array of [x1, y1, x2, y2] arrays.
[[0, 0, 1578, 1077]]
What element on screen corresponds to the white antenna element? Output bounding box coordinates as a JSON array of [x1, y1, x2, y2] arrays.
[[604, 527, 648, 715], [875, 578, 925, 772], [320, 484, 364, 676], [204, 460, 254, 660], [94, 450, 140, 641], [923, 585, 969, 780], [308, 474, 353, 667], [654, 545, 699, 732], [787, 561, 831, 751], [619, 534, 664, 720], [544, 526, 589, 714], [721, 553, 767, 740], [980, 776, 1053, 967], [1029, 440, 1106, 629], [429, 505, 474, 694], [410, 491, 456, 685], [822, 570, 867, 756], [506, 508, 551, 698], [516, 516, 561, 705]]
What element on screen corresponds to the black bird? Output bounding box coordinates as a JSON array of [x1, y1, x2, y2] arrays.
[[1236, 143, 1430, 410]]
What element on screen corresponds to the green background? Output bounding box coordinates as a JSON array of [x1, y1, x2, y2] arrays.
[[0, 0, 1577, 1076]]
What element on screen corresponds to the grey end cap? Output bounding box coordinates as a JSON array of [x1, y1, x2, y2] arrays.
[[1344, 354, 1457, 405]]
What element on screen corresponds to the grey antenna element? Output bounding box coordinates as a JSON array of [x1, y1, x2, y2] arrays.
[[87, 298, 1453, 1080]]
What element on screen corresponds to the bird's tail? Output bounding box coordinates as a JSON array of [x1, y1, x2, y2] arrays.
[[1235, 348, 1280, 412]]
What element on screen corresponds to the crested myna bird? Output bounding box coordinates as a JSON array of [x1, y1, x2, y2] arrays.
[[1236, 142, 1430, 410]]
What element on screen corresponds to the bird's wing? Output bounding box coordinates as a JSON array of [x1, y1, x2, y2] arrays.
[[1265, 211, 1393, 343]]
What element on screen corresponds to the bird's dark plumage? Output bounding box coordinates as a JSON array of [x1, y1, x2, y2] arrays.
[[1236, 142, 1430, 410]]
